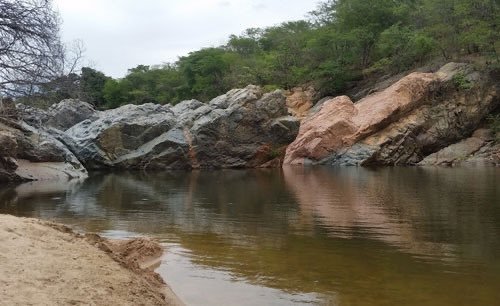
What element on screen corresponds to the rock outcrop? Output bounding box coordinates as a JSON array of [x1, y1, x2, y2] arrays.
[[285, 86, 315, 119], [419, 128, 500, 166], [16, 99, 98, 130], [3, 62, 498, 182], [46, 99, 99, 130], [61, 85, 300, 170], [0, 117, 88, 183], [284, 63, 499, 166]]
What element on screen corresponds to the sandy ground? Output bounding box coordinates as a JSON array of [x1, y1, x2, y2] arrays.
[[0, 214, 183, 306]]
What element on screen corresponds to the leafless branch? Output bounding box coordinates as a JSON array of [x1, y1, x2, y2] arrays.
[[0, 0, 66, 97]]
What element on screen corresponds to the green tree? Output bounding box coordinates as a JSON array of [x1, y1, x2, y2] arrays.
[[178, 48, 232, 101], [79, 67, 110, 108], [375, 24, 435, 71], [103, 79, 127, 108], [95, 0, 499, 109]]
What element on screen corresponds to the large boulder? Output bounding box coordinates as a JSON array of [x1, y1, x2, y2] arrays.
[[0, 117, 88, 183], [46, 99, 99, 130], [419, 128, 500, 166], [61, 85, 300, 170], [15, 104, 49, 128], [187, 86, 299, 168], [17, 99, 98, 131], [284, 63, 499, 166], [62, 103, 179, 169]]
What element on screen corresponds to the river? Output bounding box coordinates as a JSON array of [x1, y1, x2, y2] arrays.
[[1, 167, 499, 305]]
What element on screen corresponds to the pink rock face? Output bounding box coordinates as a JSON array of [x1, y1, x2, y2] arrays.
[[284, 72, 438, 165], [283, 96, 357, 163], [285, 87, 315, 119]]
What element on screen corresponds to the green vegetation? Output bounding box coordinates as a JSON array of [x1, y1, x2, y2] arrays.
[[452, 73, 473, 90], [488, 114, 500, 142], [22, 0, 500, 108]]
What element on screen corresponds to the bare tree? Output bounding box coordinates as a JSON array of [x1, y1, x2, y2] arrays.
[[0, 0, 65, 96], [63, 39, 85, 75]]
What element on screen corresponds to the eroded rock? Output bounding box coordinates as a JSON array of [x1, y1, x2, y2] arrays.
[[285, 86, 315, 119], [61, 85, 300, 169], [16, 99, 98, 131], [284, 63, 499, 166], [46, 99, 98, 130], [419, 129, 500, 166], [0, 118, 87, 182]]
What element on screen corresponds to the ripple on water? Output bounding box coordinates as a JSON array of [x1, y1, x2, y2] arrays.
[[1, 167, 499, 305]]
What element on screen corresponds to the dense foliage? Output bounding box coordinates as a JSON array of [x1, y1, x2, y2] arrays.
[[23, 0, 500, 108]]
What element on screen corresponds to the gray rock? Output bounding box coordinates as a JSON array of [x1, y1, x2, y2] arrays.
[[17, 99, 98, 131], [61, 85, 300, 170], [187, 87, 296, 168], [63, 103, 178, 169], [209, 85, 262, 109], [15, 104, 49, 128], [320, 144, 379, 166], [171, 99, 204, 115], [0, 117, 87, 182], [46, 99, 99, 131], [308, 96, 333, 115], [419, 129, 500, 166]]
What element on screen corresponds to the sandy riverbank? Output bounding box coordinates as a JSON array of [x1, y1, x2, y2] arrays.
[[0, 214, 183, 305]]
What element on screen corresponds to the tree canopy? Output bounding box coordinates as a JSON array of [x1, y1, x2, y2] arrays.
[[12, 0, 500, 108]]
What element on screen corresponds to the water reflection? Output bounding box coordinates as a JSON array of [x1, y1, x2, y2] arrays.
[[1, 167, 499, 305]]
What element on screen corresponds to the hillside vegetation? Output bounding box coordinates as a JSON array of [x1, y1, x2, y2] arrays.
[[24, 0, 500, 108]]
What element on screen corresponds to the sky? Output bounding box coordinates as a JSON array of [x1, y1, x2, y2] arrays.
[[53, 0, 319, 78]]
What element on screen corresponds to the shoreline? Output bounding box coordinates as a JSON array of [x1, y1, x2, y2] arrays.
[[0, 214, 183, 306]]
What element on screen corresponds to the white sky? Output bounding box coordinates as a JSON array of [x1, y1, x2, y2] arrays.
[[53, 0, 319, 78]]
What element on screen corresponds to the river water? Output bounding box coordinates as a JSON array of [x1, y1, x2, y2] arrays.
[[1, 167, 499, 305]]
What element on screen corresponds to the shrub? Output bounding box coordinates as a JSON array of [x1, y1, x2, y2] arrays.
[[263, 85, 281, 92], [452, 72, 473, 90]]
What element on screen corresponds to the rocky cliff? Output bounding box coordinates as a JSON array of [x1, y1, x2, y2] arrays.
[[284, 63, 499, 166], [2, 62, 498, 184], [0, 99, 88, 183], [2, 86, 299, 182], [55, 85, 299, 170]]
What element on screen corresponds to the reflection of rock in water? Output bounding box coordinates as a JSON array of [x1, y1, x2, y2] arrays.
[[14, 179, 84, 197], [0, 188, 18, 208], [1, 169, 500, 305], [3, 168, 498, 262], [0, 179, 84, 215], [283, 166, 458, 260]]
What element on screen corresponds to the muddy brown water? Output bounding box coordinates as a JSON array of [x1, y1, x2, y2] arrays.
[[1, 167, 500, 306]]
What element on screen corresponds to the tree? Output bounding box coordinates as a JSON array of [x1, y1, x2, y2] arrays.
[[178, 48, 231, 101], [85, 0, 500, 110], [375, 24, 435, 71], [79, 67, 110, 108], [421, 0, 499, 59], [0, 0, 65, 97], [103, 79, 127, 109]]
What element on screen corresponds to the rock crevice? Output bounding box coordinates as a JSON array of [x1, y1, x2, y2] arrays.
[[284, 63, 499, 166]]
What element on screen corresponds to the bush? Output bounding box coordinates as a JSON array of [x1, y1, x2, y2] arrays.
[[452, 73, 473, 90], [263, 85, 281, 92], [363, 58, 392, 76]]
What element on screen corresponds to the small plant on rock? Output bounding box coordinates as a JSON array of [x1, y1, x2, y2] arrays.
[[452, 72, 473, 90]]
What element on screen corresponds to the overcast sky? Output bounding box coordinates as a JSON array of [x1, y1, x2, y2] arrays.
[[53, 0, 319, 78]]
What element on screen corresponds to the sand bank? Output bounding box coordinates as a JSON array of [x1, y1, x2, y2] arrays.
[[0, 214, 183, 305]]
